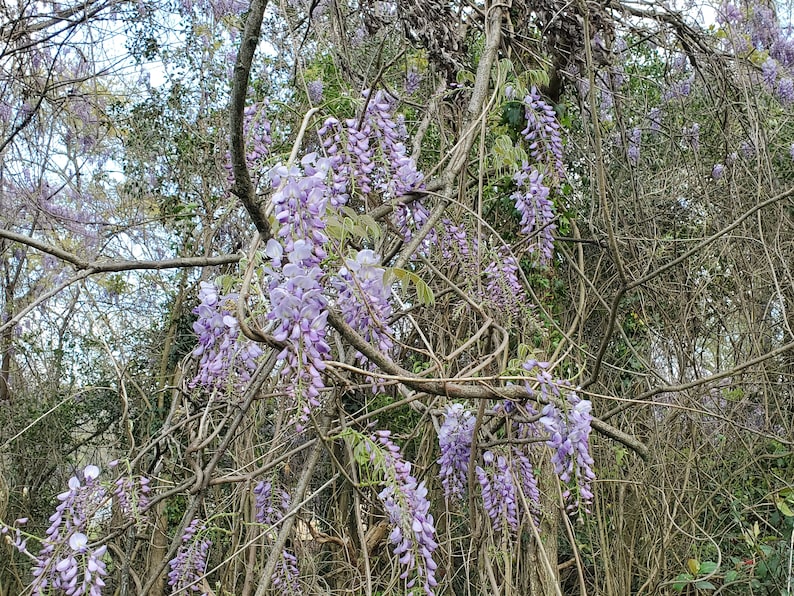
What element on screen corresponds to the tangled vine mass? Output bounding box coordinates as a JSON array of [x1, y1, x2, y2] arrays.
[[1, 0, 794, 594]]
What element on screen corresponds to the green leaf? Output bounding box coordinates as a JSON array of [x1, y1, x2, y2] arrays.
[[672, 574, 691, 592], [776, 495, 794, 517], [352, 442, 370, 467], [390, 268, 435, 306], [699, 561, 718, 574], [724, 570, 738, 583], [694, 580, 716, 590]]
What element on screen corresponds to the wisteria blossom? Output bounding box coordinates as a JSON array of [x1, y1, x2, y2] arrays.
[[627, 127, 641, 165], [225, 102, 272, 187], [271, 549, 300, 593], [265, 158, 333, 431], [437, 403, 475, 500], [253, 479, 291, 526], [539, 392, 596, 510], [476, 451, 519, 532], [307, 79, 324, 104], [405, 67, 421, 94], [332, 250, 394, 383], [364, 430, 438, 595], [30, 466, 109, 596], [167, 519, 212, 595], [521, 86, 565, 181], [482, 246, 530, 320], [191, 281, 263, 391], [252, 480, 300, 589], [511, 165, 556, 264], [683, 123, 700, 151], [317, 91, 430, 247]]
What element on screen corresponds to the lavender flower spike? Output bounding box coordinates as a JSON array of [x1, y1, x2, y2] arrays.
[[167, 519, 212, 596], [437, 403, 475, 500], [368, 431, 438, 595]]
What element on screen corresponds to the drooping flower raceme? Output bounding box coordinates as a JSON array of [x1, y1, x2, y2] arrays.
[[647, 107, 663, 134], [521, 86, 565, 181], [405, 67, 421, 94], [512, 449, 541, 525], [539, 392, 596, 510], [627, 127, 641, 165], [252, 479, 300, 590], [271, 549, 300, 593], [30, 465, 109, 596], [253, 479, 291, 527], [167, 519, 212, 596], [191, 281, 263, 392], [437, 403, 475, 500], [317, 90, 425, 211], [683, 123, 700, 151], [307, 79, 324, 104], [225, 102, 272, 188], [475, 451, 519, 533], [332, 249, 393, 383], [265, 157, 334, 431], [522, 359, 560, 402], [482, 246, 531, 319], [320, 90, 429, 244], [363, 89, 425, 199], [112, 474, 151, 524], [511, 164, 556, 264], [363, 430, 438, 595]]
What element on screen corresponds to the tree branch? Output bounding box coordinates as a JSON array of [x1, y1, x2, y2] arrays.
[[229, 0, 272, 240]]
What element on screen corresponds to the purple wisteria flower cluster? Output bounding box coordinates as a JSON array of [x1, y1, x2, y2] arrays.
[[260, 92, 428, 429], [437, 403, 475, 500], [511, 165, 556, 264], [536, 390, 596, 510], [364, 430, 438, 595], [682, 123, 700, 151], [662, 73, 694, 103], [1, 465, 153, 595], [405, 67, 422, 95], [191, 280, 263, 392], [264, 156, 333, 431], [483, 246, 530, 319], [523, 360, 594, 510], [438, 221, 533, 322], [508, 86, 567, 265], [252, 479, 300, 590], [167, 518, 212, 595], [718, 2, 794, 106], [437, 404, 541, 531], [521, 86, 565, 181], [475, 448, 542, 532], [307, 80, 324, 104], [30, 465, 109, 596], [180, 0, 246, 19], [0, 517, 30, 556], [440, 219, 474, 262], [627, 127, 641, 165], [271, 549, 300, 593], [112, 474, 151, 523], [317, 90, 429, 243], [475, 451, 519, 533], [332, 250, 394, 382], [253, 479, 291, 526]]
